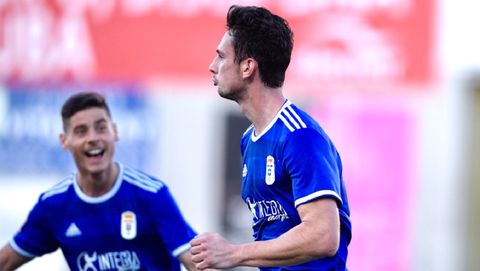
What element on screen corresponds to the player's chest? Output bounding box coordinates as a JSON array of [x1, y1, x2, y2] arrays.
[[53, 205, 153, 247], [241, 145, 288, 192]]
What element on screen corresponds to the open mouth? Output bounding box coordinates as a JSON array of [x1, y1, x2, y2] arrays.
[[85, 148, 105, 158]]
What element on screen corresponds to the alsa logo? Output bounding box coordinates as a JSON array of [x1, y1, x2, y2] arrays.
[[77, 250, 140, 271]]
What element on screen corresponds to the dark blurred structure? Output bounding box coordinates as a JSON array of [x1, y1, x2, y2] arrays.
[[466, 72, 480, 271]]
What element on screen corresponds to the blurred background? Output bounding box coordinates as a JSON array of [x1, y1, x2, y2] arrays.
[[0, 0, 479, 270]]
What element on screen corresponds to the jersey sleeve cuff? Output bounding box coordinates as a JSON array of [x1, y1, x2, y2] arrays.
[[172, 242, 191, 257], [9, 238, 37, 258], [294, 190, 342, 207]]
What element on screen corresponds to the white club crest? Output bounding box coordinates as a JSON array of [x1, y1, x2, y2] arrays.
[[121, 211, 137, 240], [265, 155, 275, 185]]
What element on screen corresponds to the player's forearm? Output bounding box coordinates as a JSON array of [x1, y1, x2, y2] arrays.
[[234, 221, 339, 267], [0, 244, 29, 271], [0, 260, 19, 271]]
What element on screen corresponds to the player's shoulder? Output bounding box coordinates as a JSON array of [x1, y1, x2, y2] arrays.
[[277, 101, 337, 148], [276, 100, 320, 133], [121, 164, 165, 194], [39, 174, 75, 202]]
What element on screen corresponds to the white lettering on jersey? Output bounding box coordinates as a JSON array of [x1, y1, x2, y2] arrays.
[[77, 250, 140, 271], [77, 251, 98, 271], [265, 155, 275, 185], [121, 211, 137, 240], [246, 197, 257, 219], [246, 197, 289, 222]]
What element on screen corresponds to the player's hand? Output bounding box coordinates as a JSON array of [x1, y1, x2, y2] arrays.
[[190, 232, 237, 270]]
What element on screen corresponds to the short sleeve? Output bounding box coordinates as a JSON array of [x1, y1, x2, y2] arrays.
[[283, 128, 343, 207], [152, 186, 196, 257], [11, 196, 59, 258]]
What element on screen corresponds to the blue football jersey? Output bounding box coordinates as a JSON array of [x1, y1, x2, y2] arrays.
[[10, 163, 196, 271], [240, 100, 352, 271]]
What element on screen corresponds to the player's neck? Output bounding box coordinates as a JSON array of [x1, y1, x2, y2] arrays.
[[240, 87, 285, 136], [76, 163, 119, 197]]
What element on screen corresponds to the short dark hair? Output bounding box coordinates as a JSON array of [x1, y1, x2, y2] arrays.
[[61, 92, 111, 131], [226, 5, 293, 88]]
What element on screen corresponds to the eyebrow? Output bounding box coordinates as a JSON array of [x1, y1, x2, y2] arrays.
[[94, 118, 108, 125], [71, 118, 107, 130]]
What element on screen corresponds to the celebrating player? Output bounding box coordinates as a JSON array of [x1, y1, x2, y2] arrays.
[[0, 92, 199, 271]]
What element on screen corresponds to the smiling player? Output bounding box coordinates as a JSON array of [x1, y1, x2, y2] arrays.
[[0, 91, 199, 271]]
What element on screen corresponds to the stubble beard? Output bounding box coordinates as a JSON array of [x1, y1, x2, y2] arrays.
[[218, 84, 247, 103]]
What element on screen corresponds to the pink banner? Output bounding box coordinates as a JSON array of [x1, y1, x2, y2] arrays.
[[310, 98, 416, 271]]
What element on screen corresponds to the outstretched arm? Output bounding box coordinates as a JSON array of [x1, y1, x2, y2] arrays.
[[190, 198, 340, 270], [0, 243, 31, 271]]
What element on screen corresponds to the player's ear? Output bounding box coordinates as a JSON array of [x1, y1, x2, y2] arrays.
[[241, 58, 256, 79], [59, 133, 68, 150], [113, 122, 119, 141]]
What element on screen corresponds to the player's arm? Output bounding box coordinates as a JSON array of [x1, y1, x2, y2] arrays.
[[178, 249, 199, 271], [0, 243, 31, 271], [239, 198, 340, 266], [191, 197, 340, 269]]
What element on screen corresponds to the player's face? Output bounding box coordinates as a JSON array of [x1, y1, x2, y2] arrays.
[[209, 32, 246, 101], [60, 108, 118, 176]]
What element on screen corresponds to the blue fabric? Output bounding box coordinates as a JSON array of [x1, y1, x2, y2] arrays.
[[240, 100, 351, 270], [12, 163, 196, 271]]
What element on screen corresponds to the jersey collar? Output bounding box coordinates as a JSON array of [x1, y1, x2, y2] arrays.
[[73, 162, 124, 204], [251, 99, 291, 142]]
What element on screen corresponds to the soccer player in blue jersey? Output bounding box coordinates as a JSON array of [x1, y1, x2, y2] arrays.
[[0, 92, 199, 271], [190, 5, 352, 271]]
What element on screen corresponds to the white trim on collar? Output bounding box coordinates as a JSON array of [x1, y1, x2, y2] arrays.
[[74, 162, 124, 204], [251, 99, 291, 142]]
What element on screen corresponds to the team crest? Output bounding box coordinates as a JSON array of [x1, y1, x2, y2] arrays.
[[121, 211, 137, 240], [265, 155, 275, 185]]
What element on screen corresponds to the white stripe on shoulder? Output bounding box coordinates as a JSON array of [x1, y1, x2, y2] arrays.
[[282, 110, 301, 129], [278, 114, 295, 132], [41, 176, 74, 201], [286, 105, 307, 128], [251, 99, 300, 141], [123, 167, 163, 193], [124, 175, 160, 193], [172, 242, 191, 257], [294, 190, 342, 207], [124, 167, 163, 189], [9, 239, 37, 258]]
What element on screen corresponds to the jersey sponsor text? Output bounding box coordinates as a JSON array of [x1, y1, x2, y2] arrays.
[[246, 197, 289, 222], [77, 250, 140, 271]]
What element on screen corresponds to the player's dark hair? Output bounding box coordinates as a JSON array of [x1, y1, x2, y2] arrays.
[[61, 92, 111, 131], [226, 5, 293, 88]]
